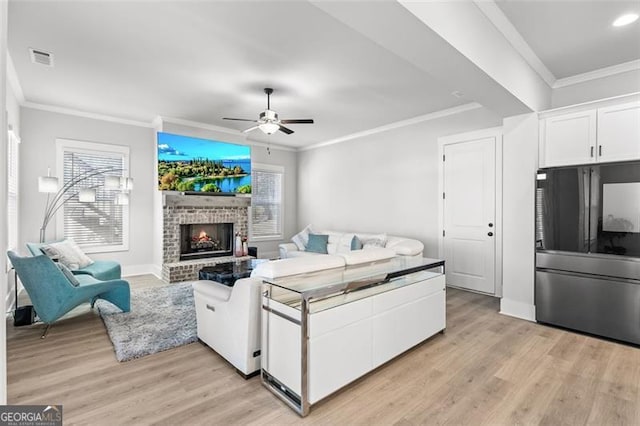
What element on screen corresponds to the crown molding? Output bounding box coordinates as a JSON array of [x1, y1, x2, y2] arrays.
[[473, 0, 556, 88], [300, 102, 483, 152], [553, 59, 640, 88], [159, 116, 297, 152], [7, 52, 26, 103], [158, 116, 242, 137], [538, 91, 640, 117], [21, 101, 155, 128]]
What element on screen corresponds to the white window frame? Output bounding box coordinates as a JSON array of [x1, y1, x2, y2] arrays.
[[249, 163, 284, 242], [55, 138, 130, 253], [7, 128, 20, 257]]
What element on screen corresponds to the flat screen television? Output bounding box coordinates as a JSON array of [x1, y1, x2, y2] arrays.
[[157, 132, 251, 194]]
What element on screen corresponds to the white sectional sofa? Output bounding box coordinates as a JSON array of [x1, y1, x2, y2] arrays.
[[279, 227, 424, 259]]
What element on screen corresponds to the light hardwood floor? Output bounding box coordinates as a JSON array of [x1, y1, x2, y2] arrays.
[[7, 275, 640, 425]]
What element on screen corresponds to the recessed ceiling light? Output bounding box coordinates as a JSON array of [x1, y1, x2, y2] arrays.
[[613, 13, 639, 27]]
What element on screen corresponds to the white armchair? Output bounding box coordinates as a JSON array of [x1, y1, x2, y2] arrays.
[[193, 277, 262, 377], [193, 255, 347, 377]]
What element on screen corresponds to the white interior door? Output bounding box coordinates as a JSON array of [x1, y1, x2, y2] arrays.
[[443, 137, 496, 294]]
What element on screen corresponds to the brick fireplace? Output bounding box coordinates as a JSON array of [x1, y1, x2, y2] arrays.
[[162, 194, 252, 282]]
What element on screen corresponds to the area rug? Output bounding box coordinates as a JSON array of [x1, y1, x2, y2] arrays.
[[96, 282, 197, 362]]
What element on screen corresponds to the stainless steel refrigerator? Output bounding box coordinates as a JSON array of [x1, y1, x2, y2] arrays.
[[535, 161, 640, 345]]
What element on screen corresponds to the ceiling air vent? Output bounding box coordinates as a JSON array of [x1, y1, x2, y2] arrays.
[[29, 48, 54, 67]]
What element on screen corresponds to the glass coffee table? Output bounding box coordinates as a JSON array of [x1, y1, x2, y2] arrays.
[[198, 259, 268, 286]]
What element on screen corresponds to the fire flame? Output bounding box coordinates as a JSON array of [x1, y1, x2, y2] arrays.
[[192, 230, 212, 242]]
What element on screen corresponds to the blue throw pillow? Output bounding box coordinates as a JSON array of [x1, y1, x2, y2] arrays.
[[306, 234, 329, 254], [351, 235, 363, 250]]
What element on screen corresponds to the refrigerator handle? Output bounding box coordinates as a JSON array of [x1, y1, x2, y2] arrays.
[[582, 168, 590, 252], [588, 167, 600, 253]]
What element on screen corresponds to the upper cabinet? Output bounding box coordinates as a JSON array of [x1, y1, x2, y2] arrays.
[[539, 99, 640, 168], [596, 102, 640, 163], [540, 109, 597, 167]]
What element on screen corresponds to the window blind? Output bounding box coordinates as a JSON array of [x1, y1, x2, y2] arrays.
[[251, 167, 283, 239], [62, 149, 125, 248]]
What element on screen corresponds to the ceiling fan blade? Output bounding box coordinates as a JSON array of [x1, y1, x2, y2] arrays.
[[223, 118, 257, 122], [242, 126, 259, 133], [280, 119, 314, 124], [278, 125, 294, 135]]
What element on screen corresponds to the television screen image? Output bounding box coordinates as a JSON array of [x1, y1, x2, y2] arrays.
[[157, 132, 251, 194]]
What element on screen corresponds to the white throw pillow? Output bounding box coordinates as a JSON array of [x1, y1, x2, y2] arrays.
[[291, 224, 314, 251], [360, 233, 388, 249], [337, 233, 356, 254], [42, 239, 94, 270], [325, 232, 343, 255]]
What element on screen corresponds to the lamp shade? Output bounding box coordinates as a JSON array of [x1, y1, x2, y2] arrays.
[[38, 176, 59, 193], [78, 188, 96, 203], [258, 122, 280, 135], [104, 175, 121, 190], [115, 192, 129, 205]]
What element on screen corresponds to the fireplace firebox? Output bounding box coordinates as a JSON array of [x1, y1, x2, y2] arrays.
[[180, 223, 233, 261]]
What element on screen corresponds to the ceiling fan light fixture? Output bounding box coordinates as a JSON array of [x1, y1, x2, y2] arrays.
[[258, 122, 280, 135]]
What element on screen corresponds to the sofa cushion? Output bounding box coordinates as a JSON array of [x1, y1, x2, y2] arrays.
[[252, 255, 346, 279], [306, 234, 329, 254], [339, 247, 396, 265], [285, 250, 319, 258], [291, 224, 314, 251]]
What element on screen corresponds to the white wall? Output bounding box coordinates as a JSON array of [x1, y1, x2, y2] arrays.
[[6, 77, 19, 139], [500, 113, 538, 321], [297, 107, 502, 258], [18, 107, 156, 273], [5, 66, 21, 310], [552, 70, 640, 108], [159, 122, 298, 259], [1, 0, 9, 405]]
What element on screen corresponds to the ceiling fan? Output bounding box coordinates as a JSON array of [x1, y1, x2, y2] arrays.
[[223, 88, 314, 135]]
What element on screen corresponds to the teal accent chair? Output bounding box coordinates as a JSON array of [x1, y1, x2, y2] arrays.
[[7, 250, 130, 338], [26, 242, 121, 281]]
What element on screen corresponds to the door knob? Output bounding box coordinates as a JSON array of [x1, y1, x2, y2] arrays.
[[488, 232, 494, 237], [488, 223, 494, 227]]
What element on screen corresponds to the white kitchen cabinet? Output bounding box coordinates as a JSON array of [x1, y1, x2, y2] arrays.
[[539, 109, 597, 167], [540, 99, 640, 168], [597, 101, 640, 163]]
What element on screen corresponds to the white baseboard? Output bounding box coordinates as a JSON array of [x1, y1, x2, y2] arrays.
[[500, 298, 536, 322], [122, 264, 162, 279]]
